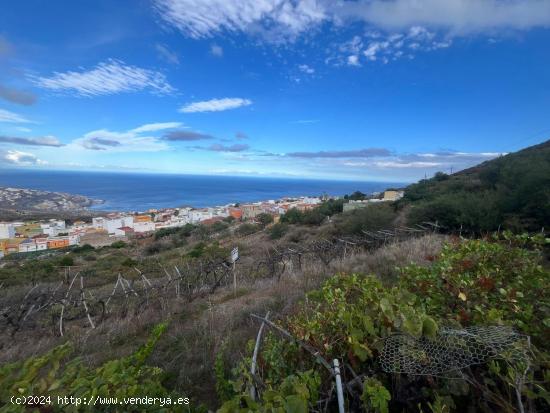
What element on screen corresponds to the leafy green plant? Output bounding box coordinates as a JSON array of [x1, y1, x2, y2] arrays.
[[361, 378, 391, 413], [0, 323, 194, 412], [222, 235, 549, 412]]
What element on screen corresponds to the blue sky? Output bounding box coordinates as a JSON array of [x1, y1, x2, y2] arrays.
[[0, 0, 549, 182]]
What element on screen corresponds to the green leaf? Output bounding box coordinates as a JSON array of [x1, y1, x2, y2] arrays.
[[422, 316, 439, 338]]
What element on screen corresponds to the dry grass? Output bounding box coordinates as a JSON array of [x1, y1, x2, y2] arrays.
[[0, 233, 447, 408], [342, 233, 446, 283]]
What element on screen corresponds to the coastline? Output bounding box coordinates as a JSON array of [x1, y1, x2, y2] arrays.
[[0, 169, 405, 213]]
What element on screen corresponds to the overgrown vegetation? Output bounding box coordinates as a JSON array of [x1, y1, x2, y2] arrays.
[[280, 199, 345, 226], [403, 140, 550, 232], [0, 323, 203, 412], [1, 142, 549, 411], [218, 234, 550, 412]]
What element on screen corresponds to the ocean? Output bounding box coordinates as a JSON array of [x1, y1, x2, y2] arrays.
[[0, 169, 405, 212]]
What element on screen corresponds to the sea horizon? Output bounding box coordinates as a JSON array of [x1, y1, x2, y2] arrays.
[[0, 169, 406, 212]]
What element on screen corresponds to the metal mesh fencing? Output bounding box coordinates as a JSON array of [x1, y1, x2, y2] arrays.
[[380, 326, 529, 377]]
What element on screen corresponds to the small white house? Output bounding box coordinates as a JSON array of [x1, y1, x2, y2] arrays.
[[133, 221, 155, 233], [92, 217, 106, 230], [121, 216, 134, 227], [40, 224, 59, 237], [103, 218, 123, 234], [36, 238, 48, 251], [19, 239, 37, 253]]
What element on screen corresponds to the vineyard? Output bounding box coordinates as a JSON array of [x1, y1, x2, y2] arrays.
[[0, 224, 549, 412], [217, 233, 550, 412], [0, 223, 438, 338]]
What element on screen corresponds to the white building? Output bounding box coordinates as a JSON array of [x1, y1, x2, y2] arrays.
[[36, 238, 48, 251], [92, 217, 106, 230], [93, 216, 134, 234], [51, 220, 66, 230], [40, 220, 67, 237], [133, 221, 155, 233], [190, 209, 212, 223], [41, 224, 59, 237], [19, 239, 37, 253], [0, 223, 16, 239], [302, 197, 321, 205], [68, 234, 80, 245], [121, 216, 134, 227]]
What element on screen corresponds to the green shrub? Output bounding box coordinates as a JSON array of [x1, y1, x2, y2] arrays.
[[332, 203, 396, 235], [58, 255, 74, 267], [222, 235, 550, 412], [269, 223, 289, 239], [280, 208, 304, 224], [236, 223, 259, 236], [210, 221, 229, 233], [110, 240, 126, 249], [256, 213, 274, 227], [0, 324, 195, 412], [71, 244, 94, 253], [403, 142, 550, 232]]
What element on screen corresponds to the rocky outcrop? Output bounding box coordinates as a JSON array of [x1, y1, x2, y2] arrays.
[[0, 187, 102, 212]]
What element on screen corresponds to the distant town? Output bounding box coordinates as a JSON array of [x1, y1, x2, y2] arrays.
[[0, 190, 403, 258]]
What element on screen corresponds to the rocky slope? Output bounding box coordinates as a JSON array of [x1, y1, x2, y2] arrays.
[[0, 187, 102, 212]]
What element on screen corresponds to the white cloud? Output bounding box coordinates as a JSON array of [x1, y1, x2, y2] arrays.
[[347, 55, 360, 66], [0, 109, 33, 124], [334, 25, 455, 66], [179, 97, 252, 113], [336, 0, 550, 34], [261, 147, 504, 178], [153, 0, 550, 45], [210, 44, 224, 57], [152, 0, 550, 70], [72, 123, 173, 152], [207, 143, 250, 152], [152, 0, 326, 41], [0, 135, 63, 147], [2, 150, 46, 166], [30, 59, 175, 97], [130, 122, 183, 133], [292, 119, 319, 124], [298, 64, 315, 74], [374, 161, 442, 168], [155, 43, 180, 64]]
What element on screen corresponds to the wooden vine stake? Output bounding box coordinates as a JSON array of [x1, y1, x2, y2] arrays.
[[80, 275, 95, 329], [250, 311, 270, 401]]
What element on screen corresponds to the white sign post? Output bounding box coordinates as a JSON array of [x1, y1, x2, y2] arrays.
[[231, 247, 239, 263], [231, 247, 239, 295]]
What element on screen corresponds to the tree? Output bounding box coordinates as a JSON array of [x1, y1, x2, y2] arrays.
[[58, 255, 74, 266], [347, 191, 367, 201], [256, 213, 274, 227], [269, 223, 289, 239], [236, 223, 259, 236], [280, 208, 304, 224]]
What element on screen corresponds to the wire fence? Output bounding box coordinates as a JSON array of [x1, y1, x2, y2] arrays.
[[0, 222, 440, 337]]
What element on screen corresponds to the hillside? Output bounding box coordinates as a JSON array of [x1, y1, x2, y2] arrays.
[[0, 186, 103, 221], [402, 139, 550, 232], [0, 142, 549, 412]]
